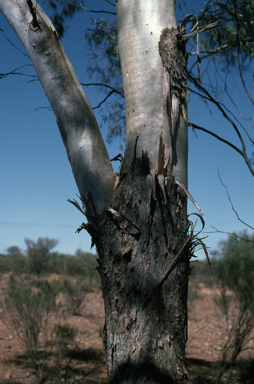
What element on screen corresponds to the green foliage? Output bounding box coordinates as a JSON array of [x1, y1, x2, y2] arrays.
[[0, 246, 27, 275], [212, 231, 254, 382], [197, 0, 254, 70], [0, 254, 27, 275], [85, 18, 125, 145], [214, 288, 233, 317], [5, 276, 58, 371], [0, 239, 100, 285], [1, 241, 101, 382], [45, 0, 85, 38], [86, 18, 121, 74], [54, 323, 77, 344], [59, 250, 100, 281], [4, 274, 90, 383], [189, 259, 215, 286], [25, 237, 58, 278], [63, 276, 91, 315], [188, 282, 203, 301], [213, 231, 254, 310]]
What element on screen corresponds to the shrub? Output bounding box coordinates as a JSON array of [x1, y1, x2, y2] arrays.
[[212, 231, 254, 383], [5, 276, 59, 382], [25, 237, 59, 278], [63, 277, 91, 315]]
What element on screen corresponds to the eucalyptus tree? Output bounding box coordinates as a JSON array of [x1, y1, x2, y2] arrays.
[[0, 1, 217, 383]]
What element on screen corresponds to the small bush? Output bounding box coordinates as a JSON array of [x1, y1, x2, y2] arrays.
[[25, 237, 58, 278], [212, 231, 254, 383], [63, 277, 91, 315], [5, 276, 59, 382], [54, 324, 77, 346], [189, 259, 215, 286]]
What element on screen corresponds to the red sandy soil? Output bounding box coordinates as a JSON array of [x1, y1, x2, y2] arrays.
[[0, 274, 253, 383]]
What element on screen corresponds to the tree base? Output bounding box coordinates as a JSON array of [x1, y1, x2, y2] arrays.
[[87, 153, 190, 384]]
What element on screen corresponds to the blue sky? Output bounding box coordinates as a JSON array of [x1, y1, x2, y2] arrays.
[[0, 1, 253, 258]]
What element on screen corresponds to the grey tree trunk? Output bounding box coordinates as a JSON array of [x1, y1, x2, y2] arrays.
[[86, 153, 189, 384]]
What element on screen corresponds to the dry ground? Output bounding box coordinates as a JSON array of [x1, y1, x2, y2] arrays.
[[0, 273, 253, 383]]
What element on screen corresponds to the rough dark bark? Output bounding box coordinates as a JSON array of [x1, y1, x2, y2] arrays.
[[86, 151, 190, 384]]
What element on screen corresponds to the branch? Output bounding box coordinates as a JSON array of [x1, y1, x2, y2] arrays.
[[218, 167, 254, 230], [69, 1, 116, 15], [210, 226, 254, 243], [188, 74, 254, 177], [27, 106, 52, 112], [222, 73, 254, 130], [183, 20, 219, 40], [0, 64, 36, 80], [189, 84, 254, 145], [190, 123, 243, 156], [81, 82, 124, 97], [105, 0, 115, 6], [93, 90, 114, 109], [188, 43, 231, 56], [0, 28, 29, 57], [0, 0, 115, 214]]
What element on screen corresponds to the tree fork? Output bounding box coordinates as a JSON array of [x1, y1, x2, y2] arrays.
[[87, 152, 190, 384]]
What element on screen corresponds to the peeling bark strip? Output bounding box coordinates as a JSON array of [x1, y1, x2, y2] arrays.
[[86, 154, 190, 384], [158, 17, 219, 105], [159, 27, 187, 102], [159, 25, 189, 176]]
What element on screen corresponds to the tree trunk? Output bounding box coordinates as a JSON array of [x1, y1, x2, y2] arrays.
[[86, 152, 189, 384]]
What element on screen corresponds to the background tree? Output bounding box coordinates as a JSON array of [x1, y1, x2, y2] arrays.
[[25, 237, 58, 278]]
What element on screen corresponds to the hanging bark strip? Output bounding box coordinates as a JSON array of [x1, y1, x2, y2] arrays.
[[159, 18, 218, 171]]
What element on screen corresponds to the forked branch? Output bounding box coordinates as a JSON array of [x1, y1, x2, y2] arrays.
[[0, 0, 115, 213]]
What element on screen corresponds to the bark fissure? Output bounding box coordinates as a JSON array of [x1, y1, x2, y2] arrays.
[[86, 153, 189, 384], [27, 0, 41, 31]]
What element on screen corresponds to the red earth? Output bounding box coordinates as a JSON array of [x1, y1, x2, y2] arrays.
[[0, 274, 253, 383]]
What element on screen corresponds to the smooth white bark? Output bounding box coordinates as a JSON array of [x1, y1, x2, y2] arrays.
[[116, 0, 188, 186], [0, 0, 115, 213]]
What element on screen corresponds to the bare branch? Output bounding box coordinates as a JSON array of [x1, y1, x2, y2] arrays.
[[189, 43, 231, 56], [81, 82, 124, 97], [218, 167, 254, 230], [27, 106, 52, 112], [190, 123, 244, 156], [0, 28, 29, 57], [69, 1, 116, 15], [105, 0, 115, 6], [188, 74, 254, 176], [223, 72, 254, 129], [183, 20, 219, 40], [190, 84, 254, 145], [93, 90, 114, 110], [0, 64, 36, 80], [210, 226, 254, 243]]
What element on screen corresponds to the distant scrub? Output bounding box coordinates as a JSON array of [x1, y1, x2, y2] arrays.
[[2, 238, 102, 383], [0, 238, 100, 283], [189, 258, 215, 286]]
